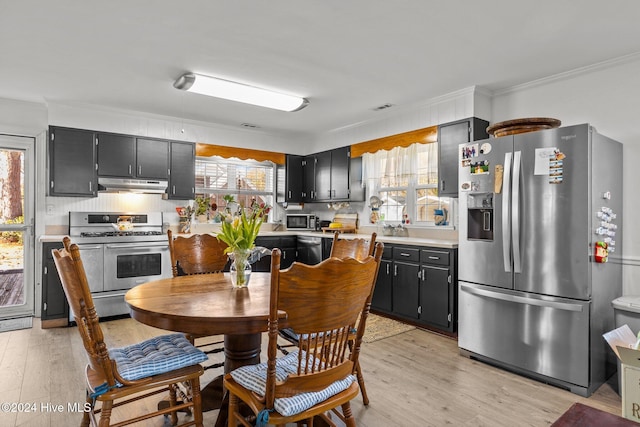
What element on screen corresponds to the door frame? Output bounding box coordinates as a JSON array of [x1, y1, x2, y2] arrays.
[[0, 134, 35, 320]]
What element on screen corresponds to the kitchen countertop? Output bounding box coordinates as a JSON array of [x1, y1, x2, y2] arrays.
[[40, 230, 458, 249], [295, 231, 458, 249]]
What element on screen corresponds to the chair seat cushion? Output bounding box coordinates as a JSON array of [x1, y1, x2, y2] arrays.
[[230, 350, 356, 417], [109, 334, 208, 381]]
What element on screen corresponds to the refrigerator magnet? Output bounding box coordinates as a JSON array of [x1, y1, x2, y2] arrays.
[[479, 142, 492, 154], [461, 144, 479, 160], [594, 241, 608, 263]]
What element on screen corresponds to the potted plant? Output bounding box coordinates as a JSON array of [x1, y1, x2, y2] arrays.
[[216, 206, 265, 288], [194, 196, 209, 222]]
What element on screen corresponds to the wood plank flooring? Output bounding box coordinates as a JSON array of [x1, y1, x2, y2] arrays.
[[0, 317, 622, 426], [0, 270, 24, 306]]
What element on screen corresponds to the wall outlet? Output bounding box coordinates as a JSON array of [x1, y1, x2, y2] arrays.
[[46, 204, 54, 215]]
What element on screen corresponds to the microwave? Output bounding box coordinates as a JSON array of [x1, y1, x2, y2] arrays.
[[286, 214, 316, 230]]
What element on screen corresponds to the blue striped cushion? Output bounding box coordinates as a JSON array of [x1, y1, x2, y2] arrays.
[[109, 334, 208, 381], [230, 350, 356, 417]]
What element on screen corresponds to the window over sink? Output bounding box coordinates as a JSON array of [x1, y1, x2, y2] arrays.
[[363, 142, 452, 226], [195, 156, 275, 220]]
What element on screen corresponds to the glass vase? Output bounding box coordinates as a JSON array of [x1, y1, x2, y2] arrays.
[[229, 250, 252, 288]]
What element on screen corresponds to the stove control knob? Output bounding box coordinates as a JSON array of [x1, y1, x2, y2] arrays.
[[102, 215, 110, 222]]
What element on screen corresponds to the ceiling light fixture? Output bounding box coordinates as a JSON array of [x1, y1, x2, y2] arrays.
[[173, 73, 309, 112]]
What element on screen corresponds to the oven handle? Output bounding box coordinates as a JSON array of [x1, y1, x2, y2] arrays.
[[105, 242, 169, 249], [75, 244, 103, 250]]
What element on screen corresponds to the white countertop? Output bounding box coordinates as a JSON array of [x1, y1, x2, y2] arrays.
[[40, 230, 457, 249]]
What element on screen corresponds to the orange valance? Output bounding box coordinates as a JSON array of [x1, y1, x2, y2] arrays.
[[196, 143, 286, 165], [350, 125, 438, 158]]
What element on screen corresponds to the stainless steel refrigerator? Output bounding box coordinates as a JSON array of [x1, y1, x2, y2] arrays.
[[457, 124, 623, 397]]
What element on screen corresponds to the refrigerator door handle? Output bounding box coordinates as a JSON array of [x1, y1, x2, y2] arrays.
[[512, 151, 522, 273], [502, 152, 513, 272], [460, 284, 584, 312]]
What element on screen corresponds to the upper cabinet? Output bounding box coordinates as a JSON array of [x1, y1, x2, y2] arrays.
[[96, 133, 136, 177], [135, 138, 169, 180], [279, 147, 364, 204], [283, 154, 305, 202], [312, 146, 358, 202], [97, 135, 169, 180], [50, 126, 194, 198], [438, 117, 489, 197], [49, 126, 97, 197], [168, 141, 195, 200]]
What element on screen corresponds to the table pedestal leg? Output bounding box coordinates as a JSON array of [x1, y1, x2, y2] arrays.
[[204, 333, 261, 427]]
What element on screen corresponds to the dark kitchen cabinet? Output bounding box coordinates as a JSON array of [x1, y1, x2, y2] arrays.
[[97, 133, 136, 177], [314, 146, 352, 202], [253, 235, 297, 271], [371, 243, 458, 333], [97, 134, 170, 181], [168, 141, 195, 200], [41, 242, 69, 327], [282, 154, 304, 202], [280, 147, 363, 203], [438, 117, 489, 197], [49, 127, 97, 197], [303, 155, 316, 202], [135, 138, 169, 180], [420, 249, 457, 332], [371, 245, 393, 312], [392, 247, 421, 319]]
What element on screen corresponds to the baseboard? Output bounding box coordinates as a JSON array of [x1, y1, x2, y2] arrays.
[[0, 316, 33, 332]]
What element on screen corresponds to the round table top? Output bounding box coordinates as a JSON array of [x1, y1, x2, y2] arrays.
[[125, 272, 284, 336]]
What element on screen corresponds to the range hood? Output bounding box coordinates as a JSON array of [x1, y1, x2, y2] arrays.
[[97, 177, 168, 194]]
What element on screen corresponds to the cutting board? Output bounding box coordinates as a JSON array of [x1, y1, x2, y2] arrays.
[[322, 213, 358, 233]]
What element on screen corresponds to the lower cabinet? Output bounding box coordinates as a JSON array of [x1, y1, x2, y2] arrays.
[[41, 242, 69, 328], [253, 236, 297, 271], [371, 243, 458, 333]]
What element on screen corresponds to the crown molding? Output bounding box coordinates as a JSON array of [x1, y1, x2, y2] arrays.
[[493, 51, 640, 97]]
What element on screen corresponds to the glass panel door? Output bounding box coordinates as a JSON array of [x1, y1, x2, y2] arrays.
[[0, 135, 34, 320]]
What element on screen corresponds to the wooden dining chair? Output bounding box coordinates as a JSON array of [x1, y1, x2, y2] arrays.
[[53, 237, 206, 427], [279, 231, 378, 405], [224, 242, 384, 427], [167, 229, 229, 371]]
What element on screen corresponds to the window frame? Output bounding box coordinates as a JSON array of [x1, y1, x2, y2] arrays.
[[194, 156, 276, 219], [365, 143, 453, 227]]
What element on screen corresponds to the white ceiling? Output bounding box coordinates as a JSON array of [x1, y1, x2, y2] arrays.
[[2, 1, 640, 137]]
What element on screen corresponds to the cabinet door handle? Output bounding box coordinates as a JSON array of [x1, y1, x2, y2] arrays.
[[386, 264, 390, 275], [441, 180, 445, 191], [89, 181, 92, 192], [172, 185, 176, 195], [421, 269, 425, 280], [400, 252, 411, 257], [288, 190, 291, 199], [138, 165, 142, 175], [428, 256, 440, 260], [128, 165, 132, 175], [394, 265, 397, 276]]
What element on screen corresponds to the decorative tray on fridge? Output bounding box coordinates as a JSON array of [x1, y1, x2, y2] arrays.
[[486, 117, 561, 137]]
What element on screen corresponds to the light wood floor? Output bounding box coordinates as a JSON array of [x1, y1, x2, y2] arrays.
[[0, 317, 622, 426]]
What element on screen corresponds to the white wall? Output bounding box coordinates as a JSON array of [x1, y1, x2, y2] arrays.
[[491, 53, 640, 295]]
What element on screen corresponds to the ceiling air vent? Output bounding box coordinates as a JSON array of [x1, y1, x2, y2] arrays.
[[372, 103, 395, 111], [240, 123, 260, 128]]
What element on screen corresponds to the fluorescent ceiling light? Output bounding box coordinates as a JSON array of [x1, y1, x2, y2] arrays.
[[174, 73, 308, 112]]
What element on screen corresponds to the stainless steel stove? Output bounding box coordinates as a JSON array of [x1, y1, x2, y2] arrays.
[[68, 212, 171, 318], [69, 212, 167, 243]]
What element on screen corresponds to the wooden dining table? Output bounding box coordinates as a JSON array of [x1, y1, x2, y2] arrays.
[[124, 271, 286, 425]]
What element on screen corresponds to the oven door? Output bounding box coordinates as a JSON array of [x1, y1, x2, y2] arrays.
[[75, 244, 105, 293], [104, 241, 171, 291]]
